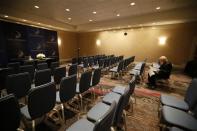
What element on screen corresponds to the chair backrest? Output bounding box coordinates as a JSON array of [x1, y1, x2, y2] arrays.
[[129, 76, 136, 95], [117, 60, 124, 72], [115, 87, 130, 125], [0, 94, 21, 131], [60, 75, 77, 102], [6, 72, 31, 99], [28, 82, 56, 120], [79, 71, 92, 93], [83, 58, 88, 68], [185, 78, 197, 110], [7, 62, 20, 73], [139, 62, 146, 75], [54, 66, 66, 85], [20, 65, 35, 82], [193, 103, 197, 119], [51, 61, 59, 74], [37, 63, 48, 70], [78, 57, 83, 65], [23, 60, 35, 67], [93, 101, 116, 131], [68, 64, 77, 76], [98, 59, 104, 68], [92, 68, 101, 87], [88, 57, 94, 66], [72, 58, 78, 64], [0, 67, 14, 90], [35, 69, 51, 86], [93, 57, 98, 65]]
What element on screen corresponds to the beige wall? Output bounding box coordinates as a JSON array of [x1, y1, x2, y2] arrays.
[[78, 22, 197, 65], [57, 30, 78, 60]]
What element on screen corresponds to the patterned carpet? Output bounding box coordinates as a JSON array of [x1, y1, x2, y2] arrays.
[[30, 66, 192, 131]]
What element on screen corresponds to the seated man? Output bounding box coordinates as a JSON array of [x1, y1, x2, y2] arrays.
[[147, 56, 172, 89]]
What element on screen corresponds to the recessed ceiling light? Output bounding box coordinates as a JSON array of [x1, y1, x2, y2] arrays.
[[89, 19, 93, 22], [66, 8, 70, 12], [130, 2, 135, 6], [116, 14, 120, 17], [68, 17, 72, 20], [156, 7, 160, 10], [4, 15, 8, 18], [93, 11, 97, 14], [34, 5, 39, 9]]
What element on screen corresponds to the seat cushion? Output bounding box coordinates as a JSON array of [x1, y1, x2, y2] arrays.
[[161, 94, 189, 111], [20, 105, 31, 120], [103, 92, 121, 105], [112, 86, 126, 95], [92, 65, 99, 70], [87, 102, 110, 122], [129, 69, 140, 75], [170, 127, 184, 131], [110, 67, 118, 72], [162, 106, 197, 131], [67, 118, 94, 131]]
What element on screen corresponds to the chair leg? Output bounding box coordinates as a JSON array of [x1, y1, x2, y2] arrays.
[[133, 92, 137, 104], [79, 94, 83, 111], [123, 110, 127, 131], [110, 126, 115, 131], [61, 104, 65, 122], [93, 88, 96, 101], [32, 120, 35, 131]]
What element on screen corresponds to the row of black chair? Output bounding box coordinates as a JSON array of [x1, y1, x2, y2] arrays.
[[66, 75, 136, 131], [110, 56, 135, 79], [72, 55, 106, 65], [159, 78, 197, 131], [0, 68, 102, 130], [74, 55, 123, 71], [129, 59, 146, 82], [7, 61, 59, 72], [1, 64, 78, 99]]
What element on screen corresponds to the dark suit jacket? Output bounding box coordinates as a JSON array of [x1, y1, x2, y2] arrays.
[[157, 62, 172, 79]]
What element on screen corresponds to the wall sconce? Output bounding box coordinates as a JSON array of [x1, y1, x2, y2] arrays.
[[96, 39, 101, 46], [158, 36, 167, 46], [58, 37, 61, 46]]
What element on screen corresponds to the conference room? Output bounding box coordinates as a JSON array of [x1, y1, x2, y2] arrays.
[[0, 0, 197, 131]]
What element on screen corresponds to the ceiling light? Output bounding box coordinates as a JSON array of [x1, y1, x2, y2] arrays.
[[156, 7, 160, 10], [116, 14, 120, 17], [66, 8, 70, 12], [93, 11, 97, 14], [68, 18, 72, 20], [34, 5, 39, 9], [23, 19, 27, 22], [130, 2, 135, 6], [4, 15, 8, 18], [89, 19, 93, 22], [38, 23, 41, 24]]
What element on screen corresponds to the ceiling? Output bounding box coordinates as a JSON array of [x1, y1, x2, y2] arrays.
[[0, 0, 197, 32]]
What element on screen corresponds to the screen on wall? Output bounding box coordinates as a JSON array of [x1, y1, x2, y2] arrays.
[[0, 20, 59, 65]]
